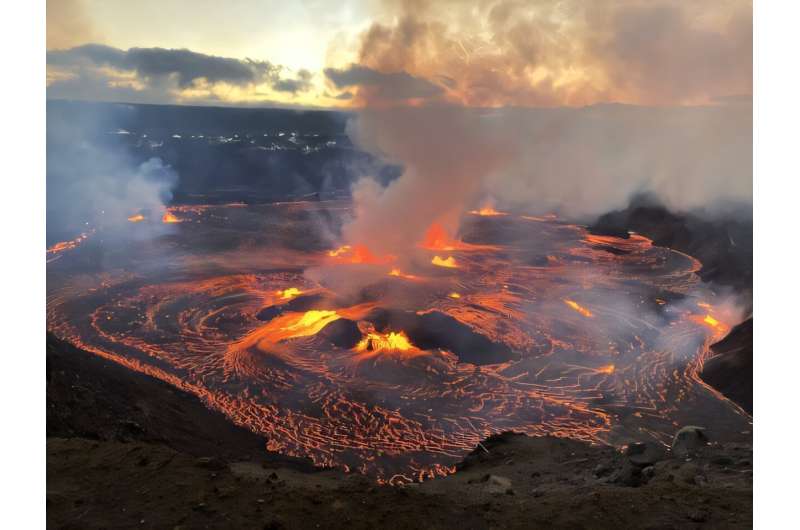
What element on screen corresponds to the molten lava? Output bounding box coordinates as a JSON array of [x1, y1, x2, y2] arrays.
[[127, 214, 145, 223], [329, 244, 395, 265], [470, 206, 506, 216], [328, 245, 352, 257], [596, 364, 616, 374], [283, 310, 341, 338], [162, 212, 181, 223], [421, 222, 458, 250], [277, 287, 303, 300], [47, 231, 92, 256], [388, 269, 418, 280], [431, 255, 459, 268], [355, 331, 415, 354], [420, 222, 498, 252], [564, 299, 594, 318], [46, 201, 750, 484]]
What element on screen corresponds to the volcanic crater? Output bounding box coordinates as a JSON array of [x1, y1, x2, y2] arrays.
[[46, 200, 752, 483]]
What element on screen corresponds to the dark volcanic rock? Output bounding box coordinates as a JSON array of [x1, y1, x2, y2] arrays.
[[625, 442, 665, 467], [701, 318, 753, 414], [672, 426, 710, 457], [46, 333, 313, 470], [256, 305, 285, 321], [365, 308, 517, 366], [589, 194, 752, 302], [318, 318, 362, 349]]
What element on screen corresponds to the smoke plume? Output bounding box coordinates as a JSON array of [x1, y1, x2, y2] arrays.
[[47, 102, 179, 244], [330, 0, 752, 255]]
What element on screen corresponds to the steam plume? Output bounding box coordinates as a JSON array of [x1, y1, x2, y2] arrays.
[[47, 103, 179, 244], [330, 0, 752, 255]]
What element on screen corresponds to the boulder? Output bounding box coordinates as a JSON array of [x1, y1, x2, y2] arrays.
[[671, 426, 709, 457], [481, 474, 514, 495], [610, 461, 645, 487], [625, 442, 665, 467]]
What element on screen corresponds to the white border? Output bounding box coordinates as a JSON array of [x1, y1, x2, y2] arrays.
[[0, 0, 791, 527], [0, 0, 46, 528], [755, 0, 800, 527]]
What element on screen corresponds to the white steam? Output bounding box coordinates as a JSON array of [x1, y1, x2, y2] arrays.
[[342, 102, 752, 252]]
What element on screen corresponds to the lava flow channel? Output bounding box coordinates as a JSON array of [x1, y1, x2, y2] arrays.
[[46, 201, 751, 484]]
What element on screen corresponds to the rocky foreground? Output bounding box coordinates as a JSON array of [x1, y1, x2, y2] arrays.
[[47, 335, 752, 529]]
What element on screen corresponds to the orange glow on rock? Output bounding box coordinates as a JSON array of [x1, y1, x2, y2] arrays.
[[162, 212, 181, 223], [127, 214, 145, 223]]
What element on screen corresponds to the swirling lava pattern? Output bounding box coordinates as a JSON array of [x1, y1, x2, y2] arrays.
[[47, 202, 751, 484]]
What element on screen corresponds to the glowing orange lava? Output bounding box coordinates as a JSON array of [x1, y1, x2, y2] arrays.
[[420, 222, 498, 252], [276, 287, 302, 300], [596, 364, 615, 374], [388, 269, 418, 280], [47, 202, 751, 485], [420, 223, 460, 251], [328, 245, 352, 257], [689, 312, 729, 339], [283, 310, 341, 338], [127, 214, 145, 223], [162, 212, 181, 223], [328, 244, 395, 265], [431, 255, 459, 268], [564, 299, 594, 318], [470, 207, 506, 216], [47, 231, 92, 255], [355, 331, 415, 354]]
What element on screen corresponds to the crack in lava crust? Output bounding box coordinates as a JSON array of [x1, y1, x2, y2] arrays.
[[47, 201, 752, 484]]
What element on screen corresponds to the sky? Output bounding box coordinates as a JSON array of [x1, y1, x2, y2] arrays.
[[46, 0, 752, 109]]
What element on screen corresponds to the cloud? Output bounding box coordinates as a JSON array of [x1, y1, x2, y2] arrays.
[[331, 0, 751, 107], [47, 102, 179, 243], [328, 1, 752, 263], [324, 65, 443, 102], [273, 69, 313, 93], [339, 102, 752, 258], [46, 0, 97, 49], [47, 44, 314, 104]]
